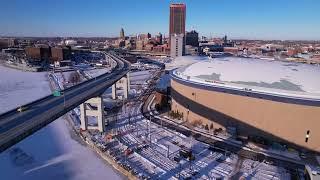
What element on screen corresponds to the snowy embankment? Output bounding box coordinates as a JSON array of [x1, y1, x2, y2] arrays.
[[0, 65, 123, 180], [84, 68, 111, 78], [0, 66, 50, 113]]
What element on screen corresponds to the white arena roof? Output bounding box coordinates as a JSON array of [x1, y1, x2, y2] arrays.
[[173, 56, 320, 100]]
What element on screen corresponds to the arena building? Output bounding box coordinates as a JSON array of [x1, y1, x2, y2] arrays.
[[170, 56, 320, 152]]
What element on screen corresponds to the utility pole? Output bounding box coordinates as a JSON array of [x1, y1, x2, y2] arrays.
[[149, 116, 151, 144], [63, 92, 66, 107]]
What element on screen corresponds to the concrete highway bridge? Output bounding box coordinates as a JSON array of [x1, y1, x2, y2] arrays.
[[0, 52, 131, 153]]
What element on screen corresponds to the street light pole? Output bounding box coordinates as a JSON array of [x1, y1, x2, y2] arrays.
[[149, 116, 151, 144], [63, 92, 66, 107]]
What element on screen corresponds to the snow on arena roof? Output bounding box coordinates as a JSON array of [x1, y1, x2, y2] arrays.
[[165, 56, 207, 70], [174, 56, 320, 99]]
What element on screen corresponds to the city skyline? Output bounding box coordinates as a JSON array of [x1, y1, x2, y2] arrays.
[[1, 1, 320, 179], [1, 0, 320, 40]]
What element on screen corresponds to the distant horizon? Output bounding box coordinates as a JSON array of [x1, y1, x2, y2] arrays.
[[1, 35, 320, 42], [1, 0, 320, 40]]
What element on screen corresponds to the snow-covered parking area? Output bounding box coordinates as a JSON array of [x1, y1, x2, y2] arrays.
[[110, 104, 293, 180]]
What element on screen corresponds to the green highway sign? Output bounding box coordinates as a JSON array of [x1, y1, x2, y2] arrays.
[[53, 90, 61, 97]]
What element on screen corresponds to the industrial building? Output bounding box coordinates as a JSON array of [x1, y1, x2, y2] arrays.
[[170, 56, 320, 152]]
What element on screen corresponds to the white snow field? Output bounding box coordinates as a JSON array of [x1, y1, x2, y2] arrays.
[[165, 55, 207, 70], [0, 66, 50, 113], [0, 65, 123, 180]]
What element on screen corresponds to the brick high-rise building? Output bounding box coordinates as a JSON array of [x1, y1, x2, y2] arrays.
[[169, 3, 186, 55]]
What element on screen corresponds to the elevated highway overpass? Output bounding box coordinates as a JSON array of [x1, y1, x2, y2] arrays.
[[0, 52, 130, 153]]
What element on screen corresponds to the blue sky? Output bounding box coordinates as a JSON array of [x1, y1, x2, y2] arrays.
[[1, 0, 319, 40]]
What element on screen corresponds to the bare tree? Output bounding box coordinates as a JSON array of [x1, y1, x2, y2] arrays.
[[210, 123, 214, 130], [69, 72, 81, 85]]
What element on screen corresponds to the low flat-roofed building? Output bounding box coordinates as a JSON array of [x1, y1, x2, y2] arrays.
[[223, 47, 239, 55], [0, 38, 14, 49], [25, 46, 51, 61], [51, 46, 71, 62], [145, 43, 154, 51], [153, 45, 164, 53]]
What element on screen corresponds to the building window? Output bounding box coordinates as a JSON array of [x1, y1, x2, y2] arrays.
[[305, 130, 310, 143]]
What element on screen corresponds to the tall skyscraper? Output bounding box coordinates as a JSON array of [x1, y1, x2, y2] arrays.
[[120, 28, 125, 39], [223, 35, 228, 44], [169, 3, 186, 55]]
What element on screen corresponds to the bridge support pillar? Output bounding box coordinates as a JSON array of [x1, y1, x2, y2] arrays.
[[126, 72, 130, 94], [112, 73, 130, 100], [123, 74, 129, 99], [80, 103, 87, 131], [80, 96, 105, 132], [112, 84, 117, 100]]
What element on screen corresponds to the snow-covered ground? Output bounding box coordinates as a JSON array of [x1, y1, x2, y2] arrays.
[[0, 65, 123, 180], [0, 66, 50, 113], [130, 70, 153, 85], [84, 68, 111, 78]]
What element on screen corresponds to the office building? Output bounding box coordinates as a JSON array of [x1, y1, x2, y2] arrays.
[[25, 46, 51, 61], [169, 3, 186, 54], [186, 30, 199, 47], [156, 32, 163, 44], [0, 38, 16, 49], [170, 34, 184, 58], [120, 28, 125, 40], [51, 47, 71, 62]]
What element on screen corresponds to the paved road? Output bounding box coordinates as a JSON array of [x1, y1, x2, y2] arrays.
[[0, 52, 130, 152]]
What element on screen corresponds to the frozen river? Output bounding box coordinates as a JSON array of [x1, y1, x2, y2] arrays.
[[0, 65, 124, 180]]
